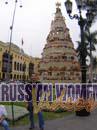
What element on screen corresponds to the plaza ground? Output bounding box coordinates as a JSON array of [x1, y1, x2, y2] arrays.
[[1, 109, 97, 130]]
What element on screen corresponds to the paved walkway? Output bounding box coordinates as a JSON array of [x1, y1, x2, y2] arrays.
[[1, 110, 97, 130]]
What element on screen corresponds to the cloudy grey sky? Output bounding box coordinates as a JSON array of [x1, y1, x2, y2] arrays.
[[0, 0, 97, 57]]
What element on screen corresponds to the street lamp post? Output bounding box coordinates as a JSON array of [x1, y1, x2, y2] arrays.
[[5, 0, 22, 125], [64, 0, 94, 116], [6, 0, 22, 80]]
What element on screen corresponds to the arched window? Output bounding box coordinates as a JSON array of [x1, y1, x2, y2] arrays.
[[14, 62, 16, 70], [2, 51, 12, 73], [14, 74, 16, 79], [29, 63, 34, 78], [71, 56, 74, 60], [64, 56, 67, 60], [17, 75, 19, 79], [23, 63, 26, 72], [17, 63, 19, 71], [20, 63, 22, 71], [21, 64, 23, 71]]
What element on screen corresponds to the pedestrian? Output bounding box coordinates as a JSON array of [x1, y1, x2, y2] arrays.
[[36, 83, 44, 130], [25, 79, 44, 130], [0, 105, 11, 130], [25, 83, 35, 130]]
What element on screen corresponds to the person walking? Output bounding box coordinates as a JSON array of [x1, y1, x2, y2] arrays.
[[25, 83, 35, 130], [25, 81, 44, 130]]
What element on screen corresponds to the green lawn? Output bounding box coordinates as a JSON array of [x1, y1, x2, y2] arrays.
[[13, 111, 73, 126], [0, 102, 73, 126], [0, 87, 73, 126]]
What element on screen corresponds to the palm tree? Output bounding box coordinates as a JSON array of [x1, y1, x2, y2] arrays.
[[76, 30, 97, 62], [92, 57, 97, 80], [85, 30, 97, 81], [76, 30, 97, 82], [92, 57, 97, 69], [76, 40, 89, 65]]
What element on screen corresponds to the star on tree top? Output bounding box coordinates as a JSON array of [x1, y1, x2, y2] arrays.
[[56, 2, 61, 8]]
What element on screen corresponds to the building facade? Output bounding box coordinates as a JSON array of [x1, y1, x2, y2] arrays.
[[39, 3, 81, 84], [0, 41, 40, 81]]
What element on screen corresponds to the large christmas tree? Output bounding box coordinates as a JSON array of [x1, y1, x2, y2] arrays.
[[39, 2, 81, 84]]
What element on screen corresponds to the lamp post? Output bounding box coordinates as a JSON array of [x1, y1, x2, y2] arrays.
[[5, 0, 22, 125], [64, 0, 94, 116], [6, 0, 22, 80]]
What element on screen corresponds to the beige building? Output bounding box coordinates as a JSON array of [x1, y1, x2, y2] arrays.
[[0, 41, 40, 81]]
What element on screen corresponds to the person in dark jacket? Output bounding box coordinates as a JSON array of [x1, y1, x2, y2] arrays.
[[25, 83, 35, 130], [25, 81, 44, 130]]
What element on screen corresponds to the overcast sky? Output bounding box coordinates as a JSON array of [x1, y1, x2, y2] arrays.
[[0, 0, 97, 58]]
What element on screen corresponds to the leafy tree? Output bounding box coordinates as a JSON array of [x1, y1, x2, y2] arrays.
[[76, 30, 97, 65], [92, 57, 97, 72]]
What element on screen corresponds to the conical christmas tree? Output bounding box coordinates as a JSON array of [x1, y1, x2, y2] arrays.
[[39, 2, 81, 84]]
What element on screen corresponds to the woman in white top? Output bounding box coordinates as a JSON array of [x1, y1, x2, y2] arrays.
[[0, 105, 10, 130]]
